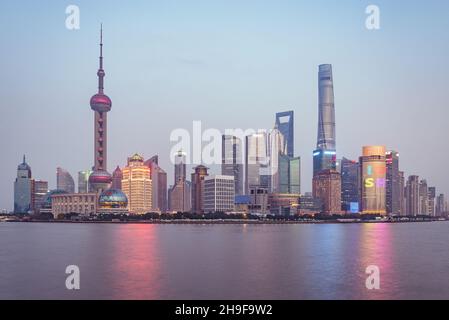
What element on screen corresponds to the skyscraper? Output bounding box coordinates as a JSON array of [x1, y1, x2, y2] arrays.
[[174, 150, 187, 184], [56, 167, 75, 193], [222, 135, 244, 196], [436, 194, 446, 216], [78, 170, 92, 193], [428, 187, 436, 216], [14, 155, 32, 214], [32, 180, 48, 214], [203, 175, 235, 213], [275, 111, 294, 157], [359, 146, 387, 215], [399, 171, 405, 215], [341, 158, 359, 212], [89, 26, 112, 193], [405, 175, 420, 216], [278, 155, 301, 194], [191, 165, 209, 214], [313, 64, 337, 176], [312, 169, 342, 215], [168, 181, 191, 213], [419, 179, 429, 215], [121, 154, 152, 214], [245, 132, 268, 194], [145, 155, 168, 213], [386, 151, 400, 216], [111, 166, 123, 190]]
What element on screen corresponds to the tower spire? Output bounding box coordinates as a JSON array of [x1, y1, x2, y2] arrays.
[[97, 24, 105, 94], [23, 154, 25, 164]]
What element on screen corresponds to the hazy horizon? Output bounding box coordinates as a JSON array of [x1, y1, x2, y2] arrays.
[[1, 0, 449, 210]]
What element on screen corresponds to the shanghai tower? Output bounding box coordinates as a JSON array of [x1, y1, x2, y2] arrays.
[[88, 26, 113, 192], [313, 64, 337, 176]]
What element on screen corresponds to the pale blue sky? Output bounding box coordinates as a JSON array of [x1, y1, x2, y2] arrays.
[[1, 0, 449, 210]]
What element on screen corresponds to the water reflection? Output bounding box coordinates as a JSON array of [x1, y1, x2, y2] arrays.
[[358, 223, 398, 299], [109, 224, 162, 299]]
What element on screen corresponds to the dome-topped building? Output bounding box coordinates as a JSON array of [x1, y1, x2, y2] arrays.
[[98, 188, 128, 214]]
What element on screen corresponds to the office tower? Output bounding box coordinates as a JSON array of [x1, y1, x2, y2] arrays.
[[145, 156, 168, 213], [278, 155, 301, 194], [89, 26, 113, 192], [313, 64, 337, 176], [341, 158, 359, 212], [174, 150, 187, 184], [386, 151, 400, 215], [428, 187, 436, 216], [399, 171, 405, 215], [111, 166, 122, 190], [121, 154, 152, 214], [78, 170, 92, 193], [191, 165, 209, 214], [405, 175, 420, 216], [203, 175, 235, 213], [14, 156, 32, 214], [32, 180, 48, 213], [264, 128, 285, 192], [359, 146, 387, 215], [245, 132, 268, 194], [275, 111, 294, 157], [419, 179, 429, 215], [56, 167, 75, 193], [222, 135, 244, 196], [168, 181, 191, 213], [436, 194, 446, 216], [312, 169, 342, 214]]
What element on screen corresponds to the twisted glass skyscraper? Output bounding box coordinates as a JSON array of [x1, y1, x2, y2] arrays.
[[313, 64, 337, 176]]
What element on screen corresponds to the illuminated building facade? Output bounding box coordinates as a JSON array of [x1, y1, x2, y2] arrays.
[[97, 189, 128, 214], [359, 146, 387, 215], [121, 154, 152, 214], [268, 193, 300, 216], [312, 169, 342, 214]]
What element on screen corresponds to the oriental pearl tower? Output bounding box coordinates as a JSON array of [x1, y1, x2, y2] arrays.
[[89, 26, 113, 193]]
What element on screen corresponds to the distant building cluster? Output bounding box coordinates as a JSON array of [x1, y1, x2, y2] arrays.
[[11, 31, 449, 218]]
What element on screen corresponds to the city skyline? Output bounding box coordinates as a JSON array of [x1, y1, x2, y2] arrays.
[[2, 1, 449, 210]]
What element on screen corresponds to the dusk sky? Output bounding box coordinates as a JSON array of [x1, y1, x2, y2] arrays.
[[1, 0, 448, 210]]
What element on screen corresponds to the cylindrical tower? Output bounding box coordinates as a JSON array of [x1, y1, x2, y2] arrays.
[[89, 26, 112, 193]]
